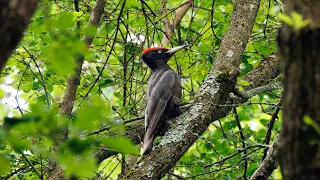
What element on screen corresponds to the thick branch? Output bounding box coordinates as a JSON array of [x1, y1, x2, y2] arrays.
[[235, 84, 280, 99], [161, 0, 193, 46], [0, 0, 38, 71], [250, 135, 279, 180], [243, 54, 280, 89]]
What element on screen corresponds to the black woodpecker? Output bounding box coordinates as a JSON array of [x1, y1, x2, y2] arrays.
[[140, 45, 186, 155]]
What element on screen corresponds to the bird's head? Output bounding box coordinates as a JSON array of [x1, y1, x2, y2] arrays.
[[141, 45, 187, 71]]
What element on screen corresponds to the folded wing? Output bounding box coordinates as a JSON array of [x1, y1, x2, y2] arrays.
[[142, 70, 175, 155]]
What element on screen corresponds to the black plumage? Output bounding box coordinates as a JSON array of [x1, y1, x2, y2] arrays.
[[141, 46, 186, 155]]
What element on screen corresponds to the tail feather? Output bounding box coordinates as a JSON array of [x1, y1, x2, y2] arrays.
[[142, 134, 154, 155]]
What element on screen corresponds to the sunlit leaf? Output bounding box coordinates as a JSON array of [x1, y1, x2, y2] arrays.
[[102, 137, 139, 156], [0, 155, 10, 175]]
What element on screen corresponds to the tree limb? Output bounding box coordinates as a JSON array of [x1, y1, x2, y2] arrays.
[[242, 53, 280, 89], [250, 135, 279, 180], [161, 0, 193, 46], [262, 101, 281, 160]]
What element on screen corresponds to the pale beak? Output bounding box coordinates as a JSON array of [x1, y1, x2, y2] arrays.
[[166, 45, 187, 55]]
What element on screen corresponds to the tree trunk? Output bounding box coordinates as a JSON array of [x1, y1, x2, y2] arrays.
[[0, 0, 38, 71], [277, 0, 320, 179]]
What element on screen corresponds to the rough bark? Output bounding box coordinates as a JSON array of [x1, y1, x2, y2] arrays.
[[0, 0, 38, 71], [48, 1, 106, 179], [250, 135, 279, 180], [161, 0, 193, 46], [123, 0, 260, 179], [243, 53, 280, 89], [277, 0, 320, 179]]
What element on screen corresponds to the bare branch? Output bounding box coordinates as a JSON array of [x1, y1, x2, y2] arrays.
[[262, 101, 281, 160], [234, 83, 280, 99], [233, 106, 248, 179], [204, 144, 267, 168], [18, 149, 43, 180], [250, 135, 279, 180], [161, 0, 193, 46]]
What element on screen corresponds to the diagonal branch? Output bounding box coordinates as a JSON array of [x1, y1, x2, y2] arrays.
[[233, 106, 248, 179], [161, 0, 193, 46], [250, 135, 279, 180], [262, 101, 281, 161]]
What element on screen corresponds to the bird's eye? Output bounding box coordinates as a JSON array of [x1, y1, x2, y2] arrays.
[[158, 50, 162, 54]]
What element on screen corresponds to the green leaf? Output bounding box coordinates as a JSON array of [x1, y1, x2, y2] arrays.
[[238, 108, 252, 121], [73, 100, 110, 131], [0, 155, 10, 175], [43, 43, 76, 76], [0, 88, 4, 99], [20, 80, 33, 93], [237, 78, 250, 86], [214, 8, 225, 22], [58, 149, 96, 178], [83, 25, 97, 37], [99, 79, 114, 88], [279, 11, 311, 31], [54, 12, 74, 30], [260, 119, 269, 126], [255, 129, 267, 141], [224, 121, 237, 130], [304, 115, 320, 134], [278, 14, 293, 26], [102, 137, 139, 156]]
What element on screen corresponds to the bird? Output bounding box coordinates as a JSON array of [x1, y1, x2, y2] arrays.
[[140, 45, 187, 155]]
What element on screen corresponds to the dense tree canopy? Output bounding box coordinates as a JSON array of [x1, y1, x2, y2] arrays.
[[1, 0, 317, 179]]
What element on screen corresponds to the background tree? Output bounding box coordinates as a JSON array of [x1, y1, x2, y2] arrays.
[[278, 0, 320, 178], [0, 0, 285, 179], [0, 0, 38, 71]]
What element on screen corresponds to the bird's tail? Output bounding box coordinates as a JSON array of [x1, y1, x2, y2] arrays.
[[142, 133, 154, 155]]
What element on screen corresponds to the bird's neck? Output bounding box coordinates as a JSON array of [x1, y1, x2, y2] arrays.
[[150, 63, 170, 72]]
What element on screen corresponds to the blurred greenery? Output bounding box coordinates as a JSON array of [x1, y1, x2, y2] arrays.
[[0, 0, 282, 179]]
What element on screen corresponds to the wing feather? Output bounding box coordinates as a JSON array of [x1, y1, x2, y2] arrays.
[[142, 70, 175, 154]]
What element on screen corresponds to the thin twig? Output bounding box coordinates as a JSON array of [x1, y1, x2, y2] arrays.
[[233, 107, 248, 180], [262, 101, 281, 161], [22, 46, 50, 107], [204, 144, 268, 168], [18, 150, 43, 180]]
